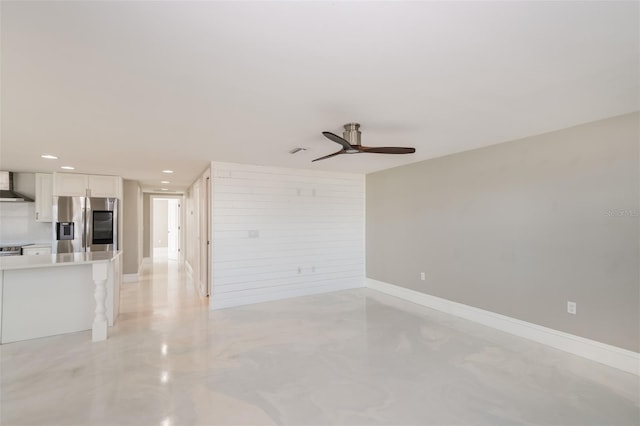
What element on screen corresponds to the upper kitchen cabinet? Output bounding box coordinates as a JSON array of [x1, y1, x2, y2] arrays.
[[88, 174, 122, 198], [53, 173, 88, 197], [35, 173, 53, 222], [53, 173, 122, 199]]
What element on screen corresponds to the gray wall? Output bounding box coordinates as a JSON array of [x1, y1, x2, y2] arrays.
[[366, 112, 639, 352], [122, 179, 142, 275], [143, 193, 151, 258]]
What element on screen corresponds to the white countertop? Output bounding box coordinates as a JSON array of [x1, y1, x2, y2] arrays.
[[0, 251, 121, 271], [21, 243, 52, 249]]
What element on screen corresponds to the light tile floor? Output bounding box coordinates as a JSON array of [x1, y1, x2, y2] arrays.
[[1, 259, 638, 425]]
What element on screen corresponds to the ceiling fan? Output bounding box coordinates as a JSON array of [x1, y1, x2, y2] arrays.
[[313, 123, 416, 162]]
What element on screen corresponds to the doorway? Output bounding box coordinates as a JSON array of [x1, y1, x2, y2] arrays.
[[151, 197, 182, 261]]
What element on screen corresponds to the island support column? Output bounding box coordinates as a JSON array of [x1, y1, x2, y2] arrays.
[[92, 262, 109, 342]]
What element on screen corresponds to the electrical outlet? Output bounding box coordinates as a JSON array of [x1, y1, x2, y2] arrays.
[[567, 301, 577, 315], [420, 272, 426, 281]]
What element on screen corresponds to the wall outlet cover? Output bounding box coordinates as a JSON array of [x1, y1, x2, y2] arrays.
[[567, 301, 577, 315]]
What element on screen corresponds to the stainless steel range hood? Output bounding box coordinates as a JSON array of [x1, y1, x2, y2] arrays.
[[0, 171, 34, 202]]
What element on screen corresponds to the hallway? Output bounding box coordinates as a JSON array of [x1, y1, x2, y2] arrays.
[[119, 258, 206, 322], [1, 260, 638, 425]]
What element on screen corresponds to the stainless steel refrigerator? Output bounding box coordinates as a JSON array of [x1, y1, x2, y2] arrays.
[[52, 196, 119, 254]]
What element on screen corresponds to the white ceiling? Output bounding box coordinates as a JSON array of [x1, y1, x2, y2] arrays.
[[1, 1, 638, 192]]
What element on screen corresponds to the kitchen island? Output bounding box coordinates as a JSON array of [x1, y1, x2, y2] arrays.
[[0, 251, 122, 343]]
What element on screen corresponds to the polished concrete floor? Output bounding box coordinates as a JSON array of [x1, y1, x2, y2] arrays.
[[1, 259, 639, 425]]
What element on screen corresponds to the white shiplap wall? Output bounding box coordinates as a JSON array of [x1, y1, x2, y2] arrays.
[[210, 162, 365, 309]]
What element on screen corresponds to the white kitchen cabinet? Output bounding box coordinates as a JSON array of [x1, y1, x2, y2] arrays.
[[35, 173, 53, 222], [88, 175, 121, 198], [53, 173, 121, 198], [53, 173, 89, 197], [0, 253, 120, 344], [22, 246, 52, 256]]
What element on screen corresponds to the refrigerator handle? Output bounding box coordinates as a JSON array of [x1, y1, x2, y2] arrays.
[[82, 204, 87, 251]]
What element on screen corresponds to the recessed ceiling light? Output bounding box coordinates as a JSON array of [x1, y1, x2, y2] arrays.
[[60, 166, 75, 170], [160, 181, 170, 184], [162, 170, 173, 174], [41, 154, 58, 160]]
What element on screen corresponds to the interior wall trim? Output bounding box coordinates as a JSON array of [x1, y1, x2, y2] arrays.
[[184, 260, 208, 298], [184, 260, 193, 278], [122, 258, 144, 283], [210, 279, 364, 310], [122, 273, 139, 283], [367, 278, 639, 375]]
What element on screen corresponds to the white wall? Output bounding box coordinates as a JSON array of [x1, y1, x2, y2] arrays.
[[210, 162, 365, 309]]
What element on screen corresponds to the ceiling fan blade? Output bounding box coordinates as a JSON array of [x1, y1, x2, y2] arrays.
[[312, 150, 344, 162], [322, 132, 353, 151], [361, 146, 416, 154]]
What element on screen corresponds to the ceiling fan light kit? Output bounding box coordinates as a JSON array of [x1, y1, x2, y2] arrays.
[[313, 123, 416, 162]]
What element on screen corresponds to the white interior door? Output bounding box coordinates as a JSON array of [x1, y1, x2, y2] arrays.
[[167, 199, 180, 261], [152, 199, 168, 259], [199, 178, 209, 296]]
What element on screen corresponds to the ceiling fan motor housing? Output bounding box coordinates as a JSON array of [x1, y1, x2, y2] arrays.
[[343, 123, 361, 152]]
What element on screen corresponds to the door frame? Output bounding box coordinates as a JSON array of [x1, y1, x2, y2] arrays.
[[149, 194, 184, 263]]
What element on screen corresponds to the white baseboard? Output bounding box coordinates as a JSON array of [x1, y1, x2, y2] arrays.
[[122, 273, 139, 283], [184, 261, 207, 297], [367, 278, 639, 375], [123, 259, 147, 283], [211, 280, 363, 310]]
